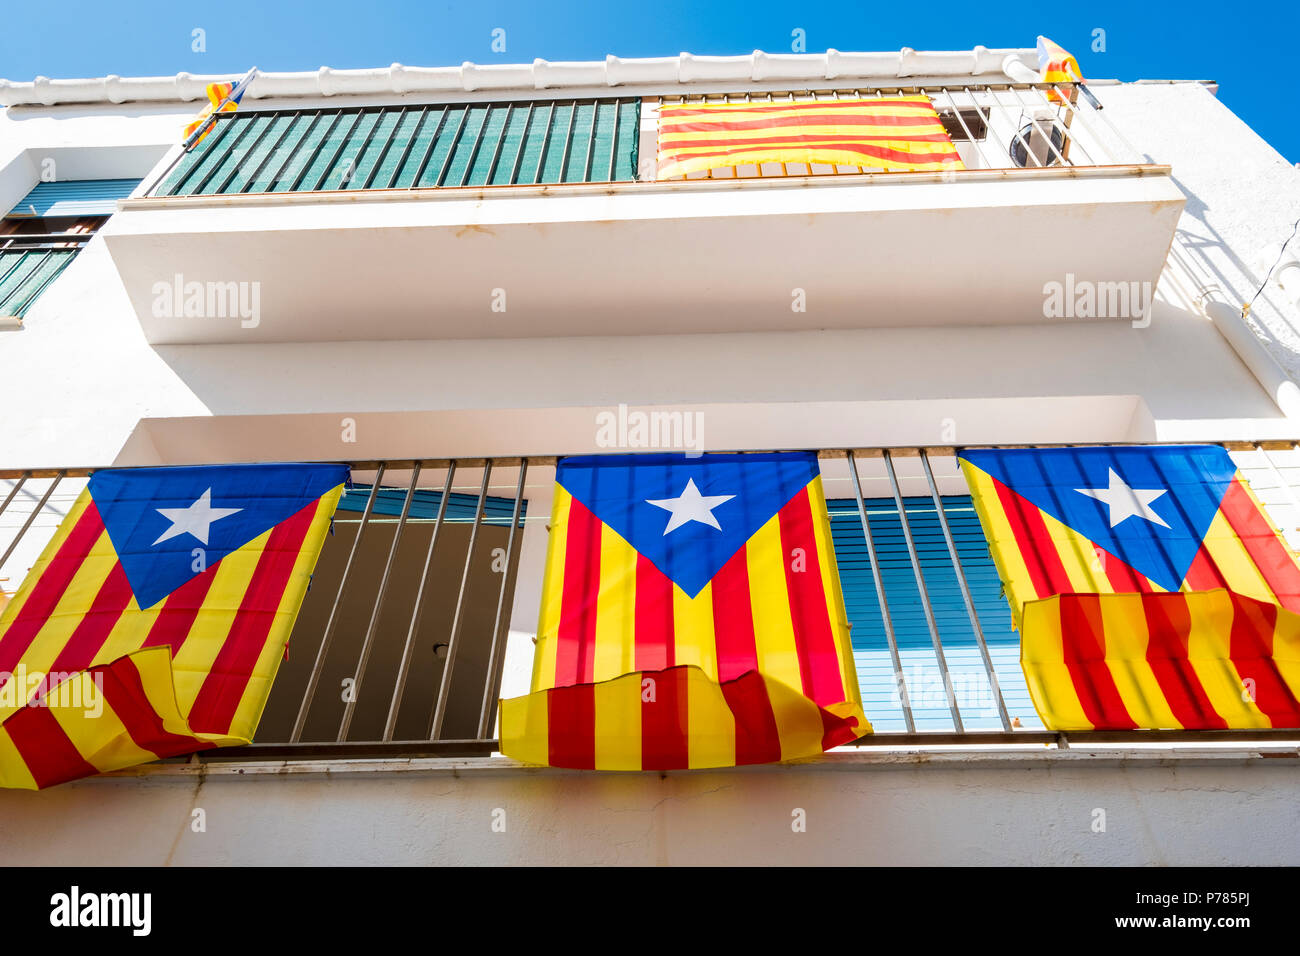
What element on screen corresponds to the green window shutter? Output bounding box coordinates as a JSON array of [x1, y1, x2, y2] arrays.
[[156, 97, 642, 197]]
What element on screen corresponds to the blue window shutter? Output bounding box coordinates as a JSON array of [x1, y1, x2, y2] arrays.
[[827, 495, 1041, 733], [7, 179, 141, 218]]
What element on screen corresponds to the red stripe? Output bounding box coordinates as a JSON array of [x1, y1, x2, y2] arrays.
[[1219, 479, 1300, 611], [721, 670, 783, 765], [1183, 546, 1228, 591], [1097, 546, 1155, 593], [553, 498, 602, 687], [1141, 593, 1227, 729], [2, 703, 98, 789], [662, 142, 959, 166], [711, 544, 758, 682], [185, 501, 315, 735], [777, 487, 846, 710], [46, 563, 134, 677], [140, 561, 221, 653], [1058, 595, 1137, 729], [1226, 591, 1300, 727], [99, 655, 216, 759], [633, 554, 674, 672], [992, 476, 1072, 600], [0, 502, 107, 692], [640, 665, 689, 770], [662, 114, 949, 132], [662, 101, 938, 116], [546, 682, 596, 769]]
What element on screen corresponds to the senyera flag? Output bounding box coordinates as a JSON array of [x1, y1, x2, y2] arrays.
[[960, 445, 1300, 731], [656, 95, 965, 179], [183, 67, 256, 148], [0, 463, 347, 789], [500, 451, 870, 770]]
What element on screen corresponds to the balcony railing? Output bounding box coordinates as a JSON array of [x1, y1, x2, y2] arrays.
[[141, 81, 1147, 201], [5, 442, 1300, 767]]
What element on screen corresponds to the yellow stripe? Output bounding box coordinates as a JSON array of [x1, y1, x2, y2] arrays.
[[745, 515, 803, 691], [49, 670, 159, 774], [672, 580, 717, 680], [762, 673, 829, 761], [2, 527, 118, 722], [1020, 596, 1094, 730], [498, 688, 550, 766], [659, 97, 942, 117], [1271, 607, 1300, 724], [532, 486, 570, 692], [960, 461, 1038, 627], [0, 726, 38, 789], [685, 667, 736, 768], [229, 488, 341, 739], [592, 523, 638, 683], [1095, 593, 1182, 728], [659, 123, 950, 142], [169, 528, 266, 716], [592, 671, 642, 770], [1184, 590, 1271, 727], [1038, 508, 1112, 594], [807, 476, 863, 713], [0, 487, 92, 633], [1201, 510, 1275, 603]]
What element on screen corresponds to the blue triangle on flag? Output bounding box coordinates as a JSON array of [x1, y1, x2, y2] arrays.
[[89, 463, 348, 609], [960, 445, 1238, 593], [557, 452, 819, 599]]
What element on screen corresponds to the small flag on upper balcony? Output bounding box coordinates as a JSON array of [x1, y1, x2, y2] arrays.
[[656, 95, 965, 179], [499, 452, 870, 770], [960, 445, 1300, 731], [183, 68, 256, 148], [0, 463, 347, 789], [1037, 36, 1087, 104]]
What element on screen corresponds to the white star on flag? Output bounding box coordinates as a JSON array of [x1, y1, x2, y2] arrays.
[[1075, 468, 1171, 529], [152, 488, 243, 546], [645, 478, 736, 535]]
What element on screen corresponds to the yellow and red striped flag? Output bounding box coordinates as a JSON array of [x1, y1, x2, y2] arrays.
[[183, 69, 255, 147], [500, 452, 870, 769], [1037, 36, 1086, 105], [0, 463, 345, 789], [960, 445, 1300, 730], [656, 95, 965, 179]]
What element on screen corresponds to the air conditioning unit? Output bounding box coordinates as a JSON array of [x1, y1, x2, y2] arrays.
[[1009, 112, 1068, 168]]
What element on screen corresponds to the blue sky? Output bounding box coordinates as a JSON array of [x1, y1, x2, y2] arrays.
[[1, 0, 1296, 160]]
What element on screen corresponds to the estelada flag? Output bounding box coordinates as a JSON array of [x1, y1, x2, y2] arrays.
[[960, 445, 1300, 730], [500, 452, 870, 770], [0, 463, 346, 789], [657, 96, 965, 179]]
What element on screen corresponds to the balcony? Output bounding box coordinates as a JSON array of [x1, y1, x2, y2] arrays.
[[4, 441, 1298, 769], [100, 82, 1185, 345]]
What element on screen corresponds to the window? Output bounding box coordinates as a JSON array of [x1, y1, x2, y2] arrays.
[[828, 494, 1041, 733], [155, 97, 642, 197], [1, 178, 139, 321]]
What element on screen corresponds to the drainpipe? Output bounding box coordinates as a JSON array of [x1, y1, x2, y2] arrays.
[[1001, 55, 1040, 85], [1200, 293, 1300, 420]]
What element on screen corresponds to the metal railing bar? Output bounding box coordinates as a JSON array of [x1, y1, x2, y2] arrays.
[[190, 114, 261, 195], [506, 103, 535, 185], [0, 251, 45, 297], [338, 463, 421, 742], [361, 107, 408, 190], [606, 99, 620, 182], [982, 85, 1045, 170], [0, 471, 64, 571], [429, 461, 493, 739], [920, 450, 1012, 731], [1044, 84, 1123, 165], [883, 449, 964, 732], [1252, 443, 1300, 524], [384, 106, 429, 189], [452, 105, 491, 188], [555, 100, 578, 184], [383, 463, 457, 741], [165, 118, 231, 196], [580, 100, 599, 182], [1006, 85, 1074, 168], [407, 106, 450, 188], [847, 451, 914, 732], [310, 108, 367, 191], [481, 103, 514, 186], [530, 102, 558, 185], [262, 111, 322, 191], [477, 460, 528, 739], [290, 465, 386, 742], [432, 107, 472, 187], [237, 111, 301, 194], [288, 109, 347, 192], [212, 113, 278, 195], [0, 472, 29, 521], [9, 253, 75, 315], [939, 87, 1001, 170]]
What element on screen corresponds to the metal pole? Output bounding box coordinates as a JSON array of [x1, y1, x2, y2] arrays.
[[937, 87, 999, 171], [0, 471, 63, 570], [383, 462, 456, 741], [429, 462, 493, 739], [290, 466, 385, 742], [883, 449, 964, 732], [847, 452, 914, 732], [1253, 443, 1300, 535], [0, 472, 29, 521], [337, 463, 420, 741], [920, 450, 1012, 730], [477, 460, 528, 739]]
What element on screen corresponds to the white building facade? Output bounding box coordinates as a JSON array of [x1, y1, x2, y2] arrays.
[[1, 49, 1299, 865]]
